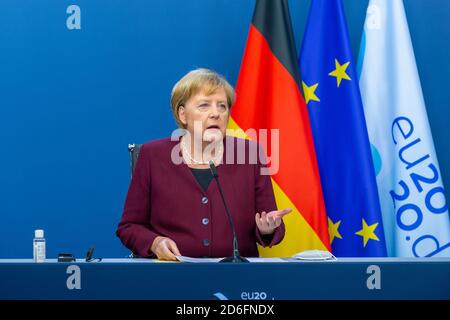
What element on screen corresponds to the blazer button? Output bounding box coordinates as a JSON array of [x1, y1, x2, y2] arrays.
[[201, 196, 209, 204], [203, 239, 210, 247], [202, 218, 209, 225]]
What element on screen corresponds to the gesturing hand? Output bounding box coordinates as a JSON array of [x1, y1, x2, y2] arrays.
[[150, 236, 181, 261], [255, 208, 292, 235]]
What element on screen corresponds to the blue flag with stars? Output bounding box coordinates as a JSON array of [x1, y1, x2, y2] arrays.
[[299, 0, 387, 256]]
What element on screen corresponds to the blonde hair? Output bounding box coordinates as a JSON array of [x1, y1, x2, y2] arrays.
[[170, 68, 236, 128]]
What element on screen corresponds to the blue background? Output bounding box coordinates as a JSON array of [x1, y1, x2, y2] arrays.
[[0, 0, 448, 258]]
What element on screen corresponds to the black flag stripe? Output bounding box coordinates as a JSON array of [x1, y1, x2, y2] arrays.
[[251, 0, 301, 86]]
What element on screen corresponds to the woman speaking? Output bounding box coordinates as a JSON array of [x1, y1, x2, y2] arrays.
[[116, 68, 291, 260]]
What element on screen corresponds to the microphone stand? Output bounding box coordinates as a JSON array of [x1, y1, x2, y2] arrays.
[[209, 161, 249, 263]]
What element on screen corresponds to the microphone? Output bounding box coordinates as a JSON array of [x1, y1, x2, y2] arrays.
[[85, 246, 102, 262], [209, 160, 249, 263]]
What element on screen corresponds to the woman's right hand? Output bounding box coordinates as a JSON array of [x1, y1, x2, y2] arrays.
[[150, 236, 181, 261]]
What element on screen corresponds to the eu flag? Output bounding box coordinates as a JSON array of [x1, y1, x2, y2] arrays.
[[299, 0, 387, 256]]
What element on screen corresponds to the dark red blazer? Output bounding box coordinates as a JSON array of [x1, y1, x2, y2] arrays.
[[116, 136, 285, 258]]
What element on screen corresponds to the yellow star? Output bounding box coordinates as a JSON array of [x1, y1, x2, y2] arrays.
[[328, 217, 343, 244], [355, 218, 380, 247], [328, 59, 351, 87], [302, 81, 320, 104]]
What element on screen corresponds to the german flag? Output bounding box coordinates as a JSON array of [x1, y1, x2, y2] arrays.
[[229, 0, 330, 256]]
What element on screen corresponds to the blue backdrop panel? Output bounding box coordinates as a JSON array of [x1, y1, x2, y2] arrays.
[[0, 0, 448, 258]]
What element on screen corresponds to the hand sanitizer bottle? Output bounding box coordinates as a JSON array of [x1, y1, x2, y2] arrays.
[[33, 229, 46, 263]]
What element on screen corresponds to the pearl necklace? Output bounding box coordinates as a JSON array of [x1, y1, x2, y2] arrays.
[[180, 137, 223, 165]]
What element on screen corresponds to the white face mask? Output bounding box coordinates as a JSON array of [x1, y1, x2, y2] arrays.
[[292, 250, 337, 261]]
